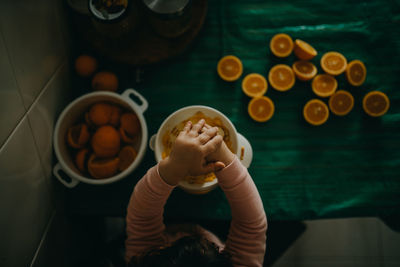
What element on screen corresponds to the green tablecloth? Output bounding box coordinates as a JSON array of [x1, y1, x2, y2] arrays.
[[68, 0, 400, 221]]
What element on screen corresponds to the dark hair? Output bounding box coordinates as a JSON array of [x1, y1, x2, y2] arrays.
[[128, 235, 233, 267]]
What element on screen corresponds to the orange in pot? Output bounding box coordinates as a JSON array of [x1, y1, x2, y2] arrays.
[[109, 105, 122, 127], [92, 125, 121, 158], [293, 39, 317, 60], [270, 33, 293, 58], [320, 51, 347, 76], [75, 148, 90, 173], [118, 145, 138, 171], [292, 61, 317, 81], [362, 91, 390, 117], [241, 73, 268, 97], [268, 64, 295, 91], [346, 60, 367, 86], [88, 154, 120, 179], [119, 112, 141, 143], [248, 96, 275, 122], [88, 102, 113, 126], [67, 123, 90, 149], [328, 90, 354, 116], [217, 55, 243, 82], [312, 74, 337, 98], [303, 99, 329, 126]]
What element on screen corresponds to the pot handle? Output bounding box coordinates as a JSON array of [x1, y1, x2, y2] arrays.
[[121, 88, 148, 113], [53, 163, 79, 188], [149, 134, 156, 151]]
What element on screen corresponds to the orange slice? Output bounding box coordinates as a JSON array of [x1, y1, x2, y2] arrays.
[[242, 73, 268, 97], [328, 90, 354, 116], [303, 99, 329, 126], [88, 154, 120, 179], [346, 60, 367, 86], [118, 145, 138, 171], [311, 74, 338, 98], [91, 125, 121, 158], [320, 51, 347, 76], [248, 96, 275, 122], [292, 61, 317, 81], [66, 123, 90, 149], [270, 33, 293, 57], [362, 91, 390, 117], [217, 55, 243, 82], [268, 64, 295, 91], [293, 39, 317, 60]]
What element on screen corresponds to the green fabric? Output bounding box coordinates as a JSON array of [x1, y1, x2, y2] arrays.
[[69, 0, 400, 221]]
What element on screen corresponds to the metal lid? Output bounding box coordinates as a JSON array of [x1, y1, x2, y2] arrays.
[[143, 0, 190, 15]]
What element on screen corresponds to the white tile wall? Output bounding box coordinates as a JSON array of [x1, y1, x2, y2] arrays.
[[0, 0, 66, 110], [0, 0, 71, 266], [0, 29, 26, 147], [0, 117, 53, 267], [27, 62, 72, 188]]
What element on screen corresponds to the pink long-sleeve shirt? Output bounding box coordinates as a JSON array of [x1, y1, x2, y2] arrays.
[[125, 157, 267, 266]]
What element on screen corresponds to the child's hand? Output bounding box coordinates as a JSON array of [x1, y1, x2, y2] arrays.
[[202, 124, 236, 167], [159, 119, 225, 185]]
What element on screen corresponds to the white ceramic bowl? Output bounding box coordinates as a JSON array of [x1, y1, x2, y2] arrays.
[[149, 105, 252, 194], [53, 89, 148, 188]]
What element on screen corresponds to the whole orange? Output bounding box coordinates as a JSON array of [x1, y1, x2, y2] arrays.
[[75, 55, 98, 77], [91, 125, 121, 158], [92, 71, 119, 92]]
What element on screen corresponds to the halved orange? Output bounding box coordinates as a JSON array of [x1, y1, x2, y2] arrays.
[[67, 123, 90, 149], [75, 148, 90, 173], [328, 90, 354, 116], [320, 51, 347, 76], [346, 60, 367, 86], [311, 74, 338, 98], [362, 91, 390, 117], [268, 64, 295, 91], [303, 99, 329, 126], [88, 154, 120, 179], [242, 73, 268, 97], [118, 145, 137, 171], [292, 61, 317, 81], [270, 33, 293, 57], [248, 96, 275, 122], [217, 55, 243, 82], [293, 39, 317, 60]]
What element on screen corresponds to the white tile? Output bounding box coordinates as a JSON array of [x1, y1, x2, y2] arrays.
[[277, 218, 382, 260], [0, 29, 26, 147], [27, 61, 72, 188], [378, 219, 400, 261], [0, 0, 66, 110], [0, 117, 53, 267]]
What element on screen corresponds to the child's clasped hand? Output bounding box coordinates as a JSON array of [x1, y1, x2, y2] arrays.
[[158, 119, 226, 185]]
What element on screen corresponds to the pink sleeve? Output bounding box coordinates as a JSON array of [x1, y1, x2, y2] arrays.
[[216, 157, 267, 267], [125, 164, 176, 263]]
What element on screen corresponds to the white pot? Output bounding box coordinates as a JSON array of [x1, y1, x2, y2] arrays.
[[149, 105, 252, 194], [53, 89, 148, 188]]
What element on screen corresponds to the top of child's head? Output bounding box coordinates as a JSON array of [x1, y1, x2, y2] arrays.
[[128, 235, 233, 267]]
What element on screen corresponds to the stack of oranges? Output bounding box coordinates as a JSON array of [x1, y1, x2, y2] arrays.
[[217, 33, 390, 125], [75, 54, 119, 92], [66, 102, 140, 179]]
